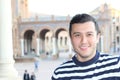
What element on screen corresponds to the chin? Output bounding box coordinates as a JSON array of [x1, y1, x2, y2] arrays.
[[80, 53, 91, 58]]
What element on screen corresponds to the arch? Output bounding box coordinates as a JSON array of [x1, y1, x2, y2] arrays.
[[36, 26, 52, 38], [52, 27, 70, 58], [20, 27, 36, 38], [54, 27, 68, 38], [37, 27, 52, 55], [23, 30, 37, 55]]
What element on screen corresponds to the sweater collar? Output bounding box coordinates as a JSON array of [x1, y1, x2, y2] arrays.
[[72, 51, 100, 66]]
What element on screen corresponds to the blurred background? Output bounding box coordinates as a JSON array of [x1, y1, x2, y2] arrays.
[[12, 0, 120, 59], [10, 0, 120, 79]]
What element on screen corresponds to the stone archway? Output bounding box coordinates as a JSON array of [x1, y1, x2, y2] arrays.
[[24, 30, 36, 55], [39, 29, 50, 54]]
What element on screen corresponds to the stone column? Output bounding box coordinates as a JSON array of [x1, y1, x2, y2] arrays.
[[52, 37, 58, 59], [100, 35, 104, 52], [21, 39, 24, 56], [68, 37, 73, 58], [52, 37, 56, 55], [0, 0, 21, 80], [36, 38, 40, 55]]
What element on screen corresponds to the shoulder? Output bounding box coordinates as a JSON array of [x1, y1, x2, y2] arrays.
[[99, 52, 120, 63], [100, 52, 120, 58], [52, 59, 75, 79], [53, 59, 74, 73]]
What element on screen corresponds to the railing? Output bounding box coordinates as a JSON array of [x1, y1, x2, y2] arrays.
[[19, 15, 71, 22]]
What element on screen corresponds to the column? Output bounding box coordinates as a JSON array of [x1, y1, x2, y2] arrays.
[[52, 37, 58, 59], [100, 35, 104, 52], [52, 37, 57, 55], [21, 39, 24, 56], [0, 0, 21, 80], [36, 38, 40, 55], [68, 37, 73, 58]]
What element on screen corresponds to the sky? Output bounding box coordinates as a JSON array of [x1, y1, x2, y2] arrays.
[[28, 0, 120, 16]]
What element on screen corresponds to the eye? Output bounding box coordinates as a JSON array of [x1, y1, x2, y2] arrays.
[[73, 33, 81, 37], [87, 33, 93, 37], [73, 32, 80, 37]]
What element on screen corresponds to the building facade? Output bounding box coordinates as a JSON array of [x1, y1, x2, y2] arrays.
[[12, 1, 120, 59], [90, 3, 120, 54]]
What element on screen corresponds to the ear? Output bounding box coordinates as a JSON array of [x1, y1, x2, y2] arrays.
[[96, 33, 101, 43]]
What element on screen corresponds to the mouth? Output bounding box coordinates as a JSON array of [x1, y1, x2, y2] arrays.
[[80, 46, 88, 50]]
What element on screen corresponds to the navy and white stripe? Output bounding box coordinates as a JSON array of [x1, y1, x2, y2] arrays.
[[51, 51, 120, 80]]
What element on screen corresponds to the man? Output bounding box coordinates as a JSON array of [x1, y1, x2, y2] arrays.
[[30, 72, 36, 80], [51, 13, 120, 80], [23, 70, 30, 80]]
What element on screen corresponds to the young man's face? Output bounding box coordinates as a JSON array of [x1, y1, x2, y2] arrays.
[[70, 21, 100, 62]]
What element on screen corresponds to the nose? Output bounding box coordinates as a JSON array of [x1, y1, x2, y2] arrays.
[[81, 35, 87, 43]]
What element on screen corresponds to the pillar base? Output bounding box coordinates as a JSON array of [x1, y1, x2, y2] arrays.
[[0, 76, 22, 80], [0, 59, 22, 80]]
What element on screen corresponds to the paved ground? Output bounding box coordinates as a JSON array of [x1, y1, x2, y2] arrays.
[[14, 58, 67, 80]]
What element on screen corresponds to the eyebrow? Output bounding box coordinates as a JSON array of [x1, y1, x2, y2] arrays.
[[87, 31, 94, 34], [73, 31, 94, 34], [73, 32, 80, 35]]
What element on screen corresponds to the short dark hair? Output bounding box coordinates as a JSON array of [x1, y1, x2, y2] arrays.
[[69, 13, 100, 36]]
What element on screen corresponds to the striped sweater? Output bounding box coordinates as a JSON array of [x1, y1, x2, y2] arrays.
[[51, 51, 120, 80]]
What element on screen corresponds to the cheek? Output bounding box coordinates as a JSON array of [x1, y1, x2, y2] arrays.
[[71, 38, 79, 45], [91, 37, 99, 45]]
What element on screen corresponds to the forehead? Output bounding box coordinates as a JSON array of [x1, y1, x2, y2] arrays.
[[71, 21, 96, 32]]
